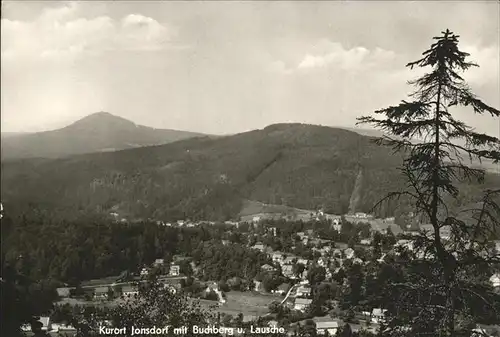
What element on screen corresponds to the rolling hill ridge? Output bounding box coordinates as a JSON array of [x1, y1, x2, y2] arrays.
[[1, 112, 205, 159], [1, 123, 498, 221]]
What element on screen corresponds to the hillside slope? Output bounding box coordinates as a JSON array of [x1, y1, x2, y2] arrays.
[[1, 123, 498, 221], [1, 112, 205, 159]]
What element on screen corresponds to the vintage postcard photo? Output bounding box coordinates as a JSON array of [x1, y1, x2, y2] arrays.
[[1, 1, 499, 336]]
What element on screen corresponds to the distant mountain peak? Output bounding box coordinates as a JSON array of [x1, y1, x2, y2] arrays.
[[90, 111, 114, 117], [78, 111, 119, 120], [1, 112, 205, 159], [64, 112, 138, 132], [71, 111, 132, 124]]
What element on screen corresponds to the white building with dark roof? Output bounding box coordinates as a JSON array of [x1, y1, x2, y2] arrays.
[[294, 298, 312, 312], [316, 320, 339, 335], [371, 308, 387, 324]]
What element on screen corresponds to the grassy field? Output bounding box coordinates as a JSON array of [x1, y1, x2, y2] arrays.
[[198, 291, 281, 318], [239, 200, 316, 222]]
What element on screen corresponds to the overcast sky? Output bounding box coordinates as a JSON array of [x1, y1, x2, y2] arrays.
[[1, 1, 499, 136]]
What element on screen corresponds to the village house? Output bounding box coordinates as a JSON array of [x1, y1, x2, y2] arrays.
[[39, 317, 51, 331], [94, 287, 109, 300], [122, 285, 139, 297], [203, 282, 218, 294], [169, 263, 180, 276], [140, 267, 149, 277], [332, 218, 342, 231], [282, 265, 295, 279], [360, 238, 372, 245], [294, 298, 312, 312], [353, 257, 363, 265], [221, 239, 230, 246], [153, 259, 164, 268], [56, 287, 71, 298], [297, 258, 309, 266], [251, 242, 265, 252], [316, 320, 339, 336], [261, 264, 276, 273], [403, 229, 420, 237], [371, 308, 387, 324], [296, 285, 312, 298], [272, 252, 284, 263], [345, 248, 355, 259], [51, 323, 76, 333], [490, 274, 500, 288], [253, 280, 264, 292], [420, 224, 451, 241]]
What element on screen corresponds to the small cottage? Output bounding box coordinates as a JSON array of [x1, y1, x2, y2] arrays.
[[294, 298, 312, 312]]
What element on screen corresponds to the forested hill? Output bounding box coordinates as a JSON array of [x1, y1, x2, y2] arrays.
[[1, 123, 498, 221], [0, 112, 205, 160]]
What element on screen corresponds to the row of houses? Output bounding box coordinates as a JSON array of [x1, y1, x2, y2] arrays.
[[285, 307, 386, 336], [93, 279, 182, 301], [253, 240, 361, 280], [21, 317, 76, 334], [140, 259, 180, 277], [93, 284, 139, 300]]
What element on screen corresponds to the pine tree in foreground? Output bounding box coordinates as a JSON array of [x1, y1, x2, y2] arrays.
[[357, 29, 500, 337]]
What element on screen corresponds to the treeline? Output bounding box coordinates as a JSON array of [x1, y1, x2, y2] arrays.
[[1, 211, 232, 285], [192, 242, 272, 281]]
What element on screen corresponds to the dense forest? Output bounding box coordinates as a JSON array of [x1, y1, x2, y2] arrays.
[[2, 124, 497, 222], [2, 211, 232, 285], [1, 209, 364, 287]]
